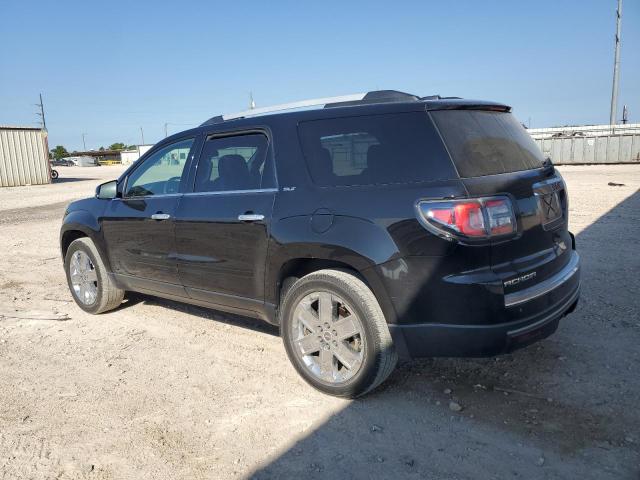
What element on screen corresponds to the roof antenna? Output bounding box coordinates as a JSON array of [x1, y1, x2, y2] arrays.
[[249, 92, 256, 110]]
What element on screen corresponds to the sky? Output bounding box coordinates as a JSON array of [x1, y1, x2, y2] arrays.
[[1, 0, 638, 151]]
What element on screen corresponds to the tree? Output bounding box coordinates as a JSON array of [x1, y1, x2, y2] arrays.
[[51, 145, 69, 160], [108, 142, 126, 151]]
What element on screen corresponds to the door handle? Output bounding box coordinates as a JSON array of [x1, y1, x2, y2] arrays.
[[151, 213, 171, 220], [238, 213, 265, 222]]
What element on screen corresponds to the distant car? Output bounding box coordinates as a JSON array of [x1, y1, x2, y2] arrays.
[[64, 156, 98, 167], [51, 159, 73, 167]]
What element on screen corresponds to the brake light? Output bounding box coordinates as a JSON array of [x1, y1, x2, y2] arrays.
[[417, 196, 516, 242]]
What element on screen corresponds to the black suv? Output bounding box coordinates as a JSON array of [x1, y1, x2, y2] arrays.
[[60, 90, 580, 397]]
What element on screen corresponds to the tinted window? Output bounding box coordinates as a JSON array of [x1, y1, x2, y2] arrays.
[[194, 133, 272, 192], [125, 138, 194, 197], [431, 110, 544, 177], [298, 112, 456, 186]]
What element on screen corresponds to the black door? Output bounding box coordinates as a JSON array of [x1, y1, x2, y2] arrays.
[[102, 137, 198, 295], [174, 132, 276, 313]]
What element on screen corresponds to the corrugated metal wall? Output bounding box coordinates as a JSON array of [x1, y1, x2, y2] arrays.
[[0, 127, 51, 187], [535, 134, 640, 165]]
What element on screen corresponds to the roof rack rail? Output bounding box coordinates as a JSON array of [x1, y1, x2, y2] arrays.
[[324, 90, 419, 108], [200, 90, 423, 126], [201, 93, 365, 126]]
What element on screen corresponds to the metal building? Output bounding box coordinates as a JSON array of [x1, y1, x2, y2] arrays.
[[0, 126, 51, 187], [121, 144, 153, 165], [529, 124, 640, 165]]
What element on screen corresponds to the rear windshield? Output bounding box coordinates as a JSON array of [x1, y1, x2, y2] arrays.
[[431, 110, 544, 177], [298, 112, 456, 186]]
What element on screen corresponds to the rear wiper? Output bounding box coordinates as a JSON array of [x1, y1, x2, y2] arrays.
[[542, 157, 555, 175]]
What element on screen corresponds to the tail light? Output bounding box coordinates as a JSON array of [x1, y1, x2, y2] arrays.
[[416, 196, 516, 243]]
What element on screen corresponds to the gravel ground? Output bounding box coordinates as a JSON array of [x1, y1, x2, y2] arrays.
[[0, 165, 638, 479]]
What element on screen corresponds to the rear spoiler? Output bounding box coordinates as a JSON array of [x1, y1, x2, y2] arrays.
[[425, 99, 511, 113]]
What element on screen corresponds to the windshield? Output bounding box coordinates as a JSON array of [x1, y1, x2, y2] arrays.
[[431, 110, 544, 178]]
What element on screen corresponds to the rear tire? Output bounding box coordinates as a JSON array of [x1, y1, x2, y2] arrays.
[[280, 269, 397, 398], [64, 237, 124, 314]]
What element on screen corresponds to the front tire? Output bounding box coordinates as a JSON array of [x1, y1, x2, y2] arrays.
[[280, 269, 397, 398], [64, 237, 124, 314]]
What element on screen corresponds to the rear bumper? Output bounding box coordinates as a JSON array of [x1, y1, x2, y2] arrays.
[[389, 251, 581, 358]]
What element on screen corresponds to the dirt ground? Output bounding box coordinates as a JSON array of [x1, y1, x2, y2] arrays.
[[0, 164, 638, 479]]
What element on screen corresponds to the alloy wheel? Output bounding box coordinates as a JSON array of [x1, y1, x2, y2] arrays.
[[69, 251, 98, 305], [290, 291, 365, 384]]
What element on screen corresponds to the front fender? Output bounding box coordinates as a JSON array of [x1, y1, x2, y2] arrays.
[[60, 210, 111, 271]]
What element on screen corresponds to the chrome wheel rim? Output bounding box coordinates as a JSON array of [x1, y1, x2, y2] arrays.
[[69, 251, 98, 305], [291, 291, 365, 384]]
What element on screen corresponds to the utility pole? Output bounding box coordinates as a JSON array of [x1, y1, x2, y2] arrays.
[[610, 0, 623, 126], [35, 93, 47, 130], [249, 92, 256, 110], [140, 127, 145, 145], [164, 122, 168, 138], [82, 133, 87, 151]]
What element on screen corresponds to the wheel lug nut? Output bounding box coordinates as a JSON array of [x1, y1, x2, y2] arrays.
[[324, 323, 330, 328], [332, 340, 337, 347], [332, 330, 337, 336]]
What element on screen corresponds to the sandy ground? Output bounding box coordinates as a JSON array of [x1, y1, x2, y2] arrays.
[[0, 164, 638, 479]]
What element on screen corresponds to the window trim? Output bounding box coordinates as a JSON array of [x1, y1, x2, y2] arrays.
[[122, 136, 198, 200], [183, 188, 278, 197], [189, 128, 278, 195]]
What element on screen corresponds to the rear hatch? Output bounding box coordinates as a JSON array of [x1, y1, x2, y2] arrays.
[[430, 109, 574, 305]]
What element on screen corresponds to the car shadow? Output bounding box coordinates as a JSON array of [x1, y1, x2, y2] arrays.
[[246, 187, 640, 479]]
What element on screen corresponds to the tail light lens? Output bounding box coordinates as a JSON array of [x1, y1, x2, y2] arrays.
[[417, 196, 516, 242]]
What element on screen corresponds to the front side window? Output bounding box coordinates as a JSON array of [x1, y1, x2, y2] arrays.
[[193, 133, 272, 192], [298, 112, 456, 187], [125, 138, 194, 197]]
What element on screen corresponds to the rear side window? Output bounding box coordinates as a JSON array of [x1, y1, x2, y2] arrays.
[[298, 112, 456, 186], [431, 110, 544, 178], [193, 133, 274, 192]]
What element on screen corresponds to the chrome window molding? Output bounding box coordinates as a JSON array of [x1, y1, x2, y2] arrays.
[[116, 188, 279, 201], [116, 193, 183, 201], [183, 188, 278, 197]]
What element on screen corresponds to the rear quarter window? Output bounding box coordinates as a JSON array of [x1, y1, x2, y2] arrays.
[[298, 112, 456, 187]]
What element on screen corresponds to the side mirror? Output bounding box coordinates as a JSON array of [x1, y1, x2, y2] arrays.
[[96, 180, 119, 199]]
